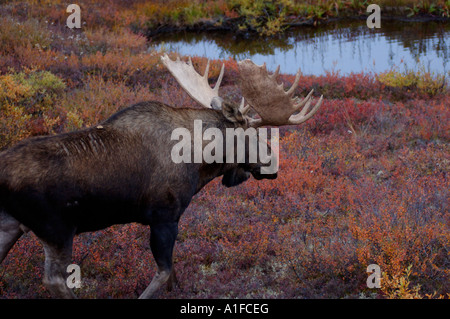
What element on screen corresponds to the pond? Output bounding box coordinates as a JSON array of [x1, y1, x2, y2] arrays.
[[149, 20, 449, 76]]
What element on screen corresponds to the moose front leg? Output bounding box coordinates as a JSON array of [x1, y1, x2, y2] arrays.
[[41, 239, 76, 299], [139, 222, 178, 299]]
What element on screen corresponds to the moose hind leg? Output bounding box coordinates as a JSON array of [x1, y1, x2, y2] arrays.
[[41, 239, 76, 299], [0, 211, 23, 264], [139, 222, 178, 299]]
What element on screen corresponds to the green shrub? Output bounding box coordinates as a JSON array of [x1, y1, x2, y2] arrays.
[[229, 0, 294, 35]]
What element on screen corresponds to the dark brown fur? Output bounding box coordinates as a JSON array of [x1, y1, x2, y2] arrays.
[[0, 101, 276, 298]]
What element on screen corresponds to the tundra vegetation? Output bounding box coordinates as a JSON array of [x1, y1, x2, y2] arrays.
[[0, 0, 449, 298]]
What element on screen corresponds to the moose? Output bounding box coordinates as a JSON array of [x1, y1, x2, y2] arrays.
[[0, 55, 323, 298]]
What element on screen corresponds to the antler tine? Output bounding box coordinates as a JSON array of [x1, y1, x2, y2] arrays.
[[213, 62, 225, 93], [271, 65, 280, 79], [294, 89, 314, 113], [239, 97, 251, 115], [289, 95, 323, 125], [286, 69, 301, 97], [239, 97, 245, 111], [203, 59, 210, 79]]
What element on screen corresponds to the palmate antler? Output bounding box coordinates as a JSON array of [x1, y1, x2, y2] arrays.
[[161, 54, 224, 110], [238, 60, 323, 128], [161, 55, 323, 127]]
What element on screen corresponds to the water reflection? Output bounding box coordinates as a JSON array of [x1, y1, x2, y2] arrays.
[[150, 21, 449, 75]]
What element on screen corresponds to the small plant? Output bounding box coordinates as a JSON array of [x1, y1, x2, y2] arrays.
[[350, 0, 369, 12], [0, 103, 32, 149], [229, 0, 293, 35], [381, 265, 423, 299], [184, 5, 207, 25], [0, 17, 51, 54], [82, 28, 147, 55], [406, 5, 421, 17], [0, 70, 66, 108], [0, 70, 66, 144], [378, 67, 447, 97]]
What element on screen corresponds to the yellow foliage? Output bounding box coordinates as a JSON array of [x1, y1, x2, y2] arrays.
[[0, 102, 32, 148], [0, 74, 34, 102], [0, 71, 65, 111], [381, 265, 423, 299], [378, 67, 446, 96]]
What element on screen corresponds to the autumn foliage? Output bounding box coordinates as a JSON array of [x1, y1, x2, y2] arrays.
[[0, 1, 449, 299]]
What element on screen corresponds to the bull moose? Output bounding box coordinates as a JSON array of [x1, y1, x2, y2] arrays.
[[0, 55, 323, 298]]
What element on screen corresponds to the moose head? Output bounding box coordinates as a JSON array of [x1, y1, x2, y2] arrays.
[[161, 54, 322, 186]]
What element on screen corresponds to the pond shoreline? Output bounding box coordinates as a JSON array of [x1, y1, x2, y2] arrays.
[[145, 14, 450, 39], [147, 16, 449, 76]]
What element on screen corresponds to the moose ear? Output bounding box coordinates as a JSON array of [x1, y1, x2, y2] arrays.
[[210, 97, 246, 124], [221, 101, 246, 124]]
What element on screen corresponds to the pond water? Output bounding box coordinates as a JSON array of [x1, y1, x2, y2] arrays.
[[150, 20, 449, 76]]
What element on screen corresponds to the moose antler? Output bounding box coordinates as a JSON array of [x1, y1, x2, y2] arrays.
[[162, 55, 323, 127], [237, 60, 323, 128], [161, 54, 225, 109]]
